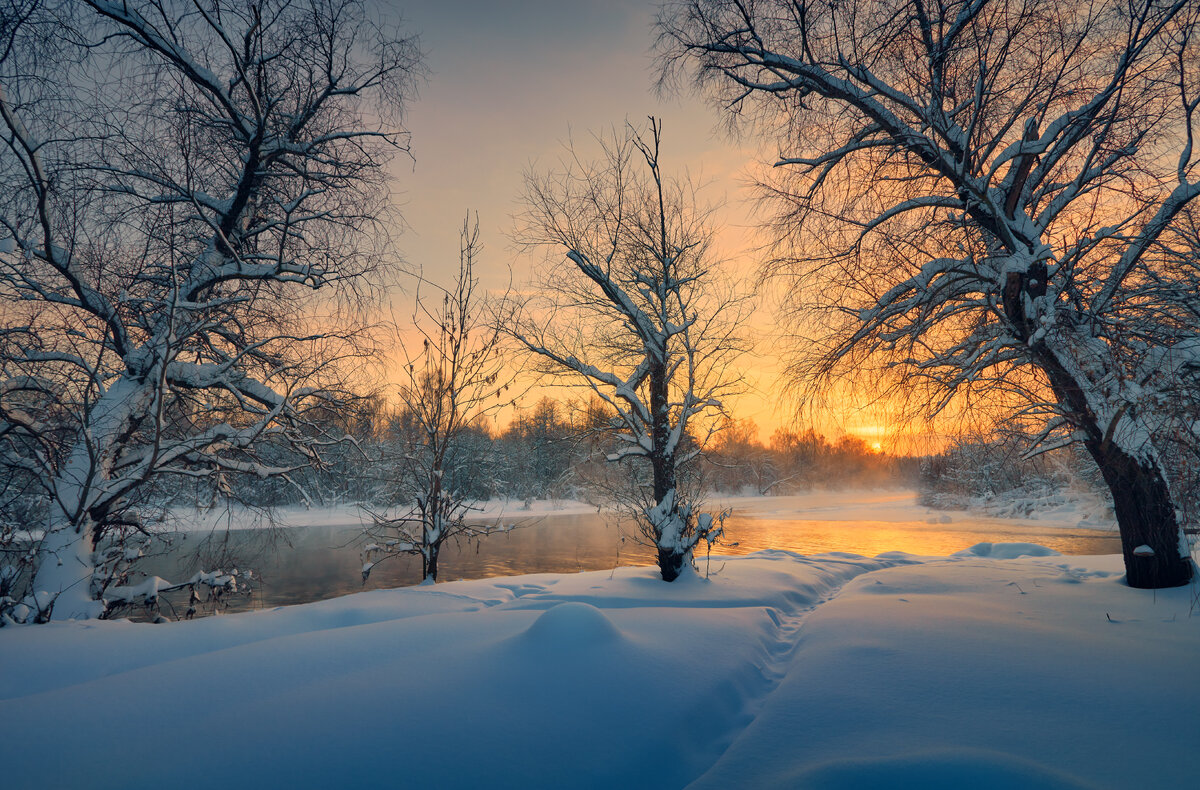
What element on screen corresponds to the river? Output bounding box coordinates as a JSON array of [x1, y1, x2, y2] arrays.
[[139, 489, 1120, 618]]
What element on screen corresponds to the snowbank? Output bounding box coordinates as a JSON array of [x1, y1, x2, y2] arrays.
[[2, 549, 1196, 789], [163, 489, 1115, 536], [688, 554, 1200, 790], [0, 552, 894, 789], [164, 497, 602, 533], [715, 489, 929, 523], [468, 496, 601, 519], [953, 541, 1061, 559], [962, 487, 1116, 527]]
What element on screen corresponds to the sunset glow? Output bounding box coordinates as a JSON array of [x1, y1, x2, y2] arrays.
[[383, 1, 889, 446]]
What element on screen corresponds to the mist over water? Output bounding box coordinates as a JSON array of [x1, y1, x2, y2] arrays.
[[135, 491, 1120, 619]]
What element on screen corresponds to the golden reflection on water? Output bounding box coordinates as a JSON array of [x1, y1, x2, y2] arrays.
[[144, 507, 1121, 617], [713, 516, 1120, 559]]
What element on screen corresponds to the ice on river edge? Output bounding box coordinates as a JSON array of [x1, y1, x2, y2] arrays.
[[162, 487, 1117, 533]]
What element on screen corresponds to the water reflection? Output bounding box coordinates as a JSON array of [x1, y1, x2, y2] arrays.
[[136, 503, 1121, 619], [718, 514, 1120, 558]]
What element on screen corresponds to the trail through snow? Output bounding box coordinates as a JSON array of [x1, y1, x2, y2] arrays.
[[2, 547, 1196, 790]]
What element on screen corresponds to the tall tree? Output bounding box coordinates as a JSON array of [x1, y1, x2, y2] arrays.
[[0, 0, 421, 621], [514, 119, 745, 581], [661, 0, 1200, 587], [363, 216, 511, 584]]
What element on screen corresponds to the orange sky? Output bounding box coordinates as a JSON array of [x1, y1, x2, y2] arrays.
[[375, 1, 936, 455]]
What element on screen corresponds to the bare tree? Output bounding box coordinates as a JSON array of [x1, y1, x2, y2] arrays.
[[514, 119, 745, 582], [0, 0, 421, 622], [362, 216, 511, 584], [661, 0, 1200, 587]]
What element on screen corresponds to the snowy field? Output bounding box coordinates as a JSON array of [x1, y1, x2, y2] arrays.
[[2, 529, 1197, 789], [169, 487, 1113, 531], [714, 488, 1116, 530], [163, 495, 606, 532]]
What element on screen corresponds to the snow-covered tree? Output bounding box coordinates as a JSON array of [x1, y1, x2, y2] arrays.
[[363, 216, 511, 583], [0, 0, 420, 621], [514, 119, 745, 581], [661, 0, 1200, 587]]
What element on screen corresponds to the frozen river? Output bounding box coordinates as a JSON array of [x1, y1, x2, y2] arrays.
[[143, 490, 1121, 617]]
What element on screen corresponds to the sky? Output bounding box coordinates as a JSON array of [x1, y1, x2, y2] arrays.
[[375, 0, 903, 447], [389, 0, 744, 281]]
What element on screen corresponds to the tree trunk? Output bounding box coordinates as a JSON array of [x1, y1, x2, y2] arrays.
[[31, 375, 152, 620], [423, 543, 439, 582], [649, 362, 686, 581], [1083, 438, 1192, 589], [1037, 348, 1193, 589], [657, 546, 687, 582], [30, 513, 102, 622]]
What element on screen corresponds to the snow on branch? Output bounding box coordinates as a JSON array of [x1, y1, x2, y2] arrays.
[[512, 117, 746, 581], [0, 0, 422, 620]]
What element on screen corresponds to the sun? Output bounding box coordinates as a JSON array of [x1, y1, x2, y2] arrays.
[[871, 441, 883, 453]]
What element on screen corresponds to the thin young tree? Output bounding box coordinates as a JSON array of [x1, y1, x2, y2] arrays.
[[0, 0, 421, 621], [661, 0, 1200, 587], [363, 216, 511, 584], [514, 118, 745, 582]]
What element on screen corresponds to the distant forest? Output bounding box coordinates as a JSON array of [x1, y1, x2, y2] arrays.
[[140, 396, 915, 511], [4, 385, 1134, 547], [148, 395, 1129, 518]]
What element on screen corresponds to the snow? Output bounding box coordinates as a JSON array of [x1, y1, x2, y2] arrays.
[[166, 489, 1114, 536], [469, 497, 601, 519], [686, 555, 1200, 790], [522, 601, 621, 646], [953, 542, 1061, 559], [167, 497, 603, 532], [716, 489, 934, 523], [2, 538, 1197, 788], [717, 488, 1117, 533]]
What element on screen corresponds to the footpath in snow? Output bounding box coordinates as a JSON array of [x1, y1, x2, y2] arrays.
[[1, 548, 1197, 789]]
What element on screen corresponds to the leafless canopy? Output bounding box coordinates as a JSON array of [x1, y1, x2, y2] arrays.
[[0, 0, 422, 621], [513, 118, 747, 581], [363, 215, 514, 583], [660, 0, 1199, 587]]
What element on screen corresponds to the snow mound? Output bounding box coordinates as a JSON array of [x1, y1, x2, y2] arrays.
[[953, 542, 1060, 559], [786, 749, 1097, 790], [521, 601, 621, 647]]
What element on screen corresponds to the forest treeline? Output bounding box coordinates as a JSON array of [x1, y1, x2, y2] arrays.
[[7, 386, 1131, 519], [184, 397, 920, 511], [168, 392, 1140, 521]]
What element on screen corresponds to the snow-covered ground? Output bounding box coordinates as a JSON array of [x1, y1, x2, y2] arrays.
[[2, 541, 1196, 789], [716, 487, 1115, 530], [165, 496, 605, 532], [169, 487, 1114, 532]]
